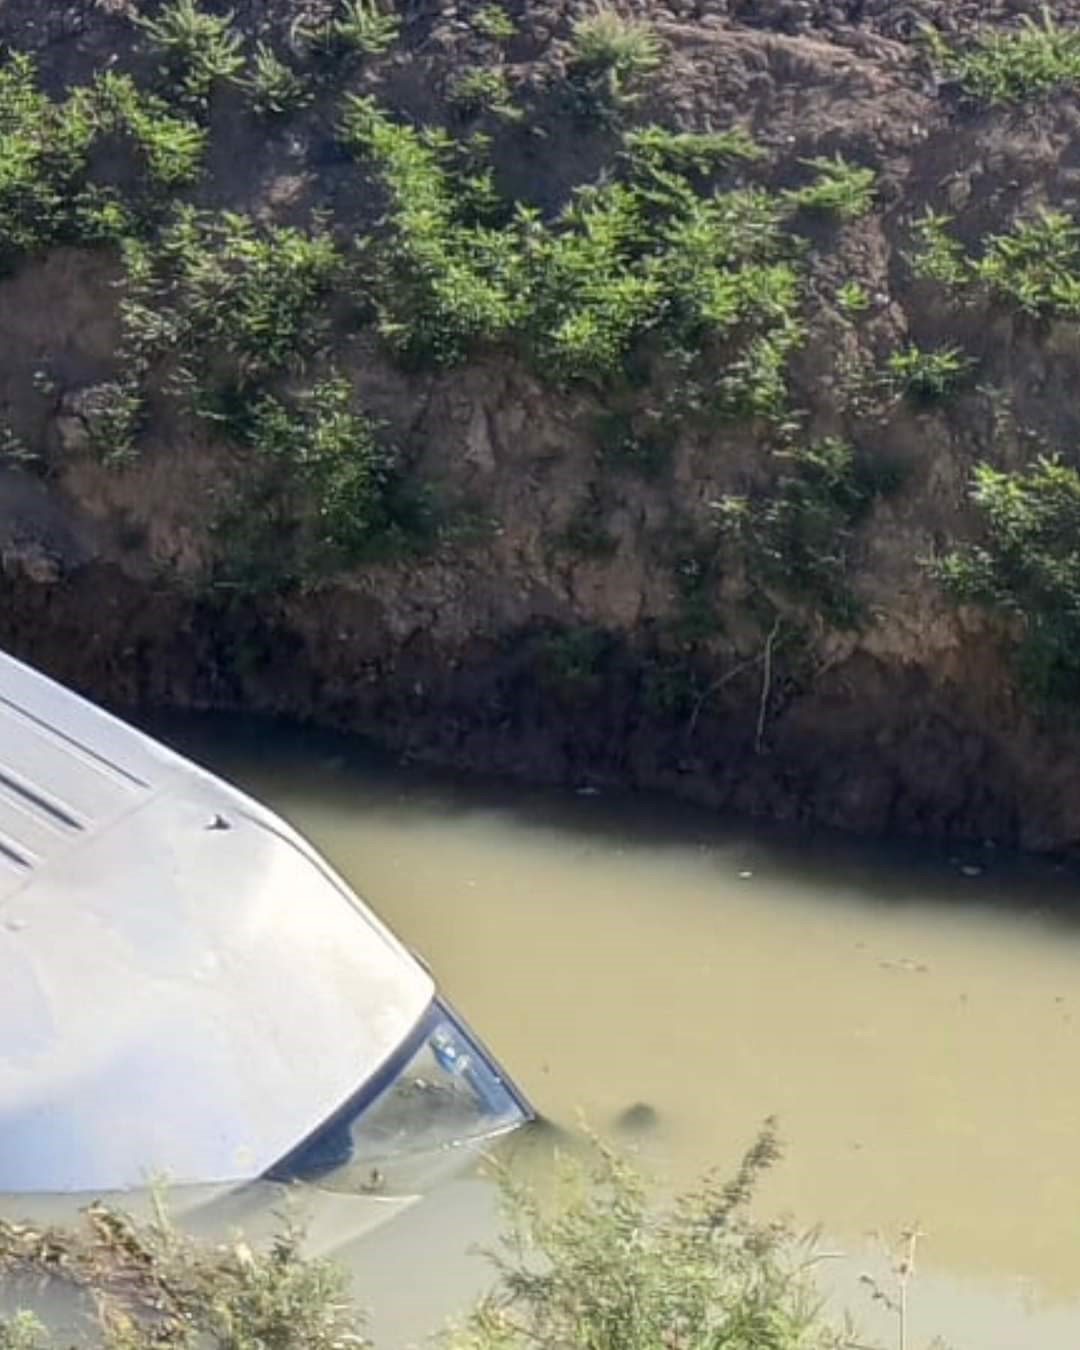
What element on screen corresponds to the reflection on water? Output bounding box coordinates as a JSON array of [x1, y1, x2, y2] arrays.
[[143, 714, 1080, 1348]]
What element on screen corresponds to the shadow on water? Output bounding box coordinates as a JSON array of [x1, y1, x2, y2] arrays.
[[138, 706, 1080, 928]]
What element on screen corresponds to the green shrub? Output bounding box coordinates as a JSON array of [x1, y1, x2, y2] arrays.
[[0, 57, 206, 264], [346, 97, 805, 405], [77, 378, 146, 464], [121, 207, 343, 384], [972, 208, 1080, 316], [787, 155, 876, 221], [135, 0, 244, 105], [622, 124, 764, 175], [567, 10, 662, 114], [910, 205, 1080, 317], [0, 53, 97, 261], [248, 376, 403, 564], [0, 1314, 47, 1350], [887, 342, 972, 404], [0, 1204, 363, 1350], [449, 66, 522, 122], [932, 456, 1080, 705], [736, 437, 871, 625], [472, 4, 516, 40], [311, 0, 401, 57], [525, 181, 664, 383], [84, 71, 207, 188], [909, 208, 967, 287], [341, 96, 527, 364], [244, 42, 312, 117], [835, 279, 870, 313], [453, 1122, 849, 1350], [924, 8, 1080, 105]]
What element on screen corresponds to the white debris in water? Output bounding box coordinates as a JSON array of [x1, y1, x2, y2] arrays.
[[737, 870, 753, 879], [576, 786, 600, 797], [960, 864, 984, 878]]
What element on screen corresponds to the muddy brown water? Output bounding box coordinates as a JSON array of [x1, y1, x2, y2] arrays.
[[19, 712, 1080, 1349]]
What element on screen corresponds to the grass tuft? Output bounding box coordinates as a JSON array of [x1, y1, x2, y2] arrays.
[[924, 8, 1080, 105]]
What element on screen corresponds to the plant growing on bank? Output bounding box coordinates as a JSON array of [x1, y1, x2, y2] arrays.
[[922, 7, 1080, 105], [0, 1204, 365, 1350], [886, 343, 972, 404], [908, 208, 966, 287], [340, 95, 528, 364], [244, 43, 312, 117], [787, 155, 876, 221], [344, 98, 806, 407], [248, 376, 404, 563], [972, 208, 1080, 316], [723, 438, 874, 626], [835, 279, 871, 314], [567, 10, 662, 116], [134, 0, 244, 105], [471, 4, 516, 41], [622, 124, 765, 176], [932, 455, 1080, 706], [120, 206, 343, 385], [453, 1122, 852, 1350], [910, 206, 1080, 317], [449, 67, 522, 123], [306, 0, 401, 58], [76, 378, 146, 465], [0, 55, 208, 266]]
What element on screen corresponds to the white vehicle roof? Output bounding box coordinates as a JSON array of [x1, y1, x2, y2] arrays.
[[0, 650, 435, 1194]]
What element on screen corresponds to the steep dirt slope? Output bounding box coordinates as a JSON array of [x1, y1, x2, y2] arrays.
[[4, 0, 1080, 849]]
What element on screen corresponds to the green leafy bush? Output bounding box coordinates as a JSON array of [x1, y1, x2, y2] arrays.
[[725, 438, 872, 625], [449, 67, 522, 122], [0, 1203, 363, 1350], [341, 96, 527, 364], [244, 43, 312, 117], [345, 98, 805, 405], [248, 376, 401, 562], [135, 0, 244, 105], [76, 378, 146, 464], [453, 1122, 850, 1350], [911, 206, 1080, 317], [0, 57, 206, 265], [0, 54, 97, 261], [309, 0, 401, 57], [924, 8, 1080, 105], [909, 208, 967, 287], [567, 10, 662, 115], [887, 342, 972, 404], [472, 4, 516, 40], [835, 279, 870, 313], [932, 456, 1080, 705], [84, 71, 207, 189], [787, 155, 876, 221], [972, 208, 1080, 315], [121, 207, 343, 384], [622, 124, 764, 175]]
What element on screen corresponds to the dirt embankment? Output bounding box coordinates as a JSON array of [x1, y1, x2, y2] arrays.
[[5, 0, 1080, 850]]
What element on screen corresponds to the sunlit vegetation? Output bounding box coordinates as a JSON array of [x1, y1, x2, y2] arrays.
[[923, 9, 1080, 105], [932, 456, 1080, 706], [0, 1126, 925, 1350]]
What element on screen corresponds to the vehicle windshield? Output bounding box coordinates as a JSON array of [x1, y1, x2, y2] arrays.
[[271, 1000, 531, 1193]]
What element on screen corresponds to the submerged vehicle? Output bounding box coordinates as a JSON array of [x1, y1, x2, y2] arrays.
[[0, 648, 531, 1198]]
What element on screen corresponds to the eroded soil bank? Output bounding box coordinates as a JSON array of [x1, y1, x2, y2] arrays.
[[5, 0, 1080, 850]]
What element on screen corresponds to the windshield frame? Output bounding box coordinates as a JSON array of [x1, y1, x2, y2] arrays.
[[265, 997, 532, 1183]]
